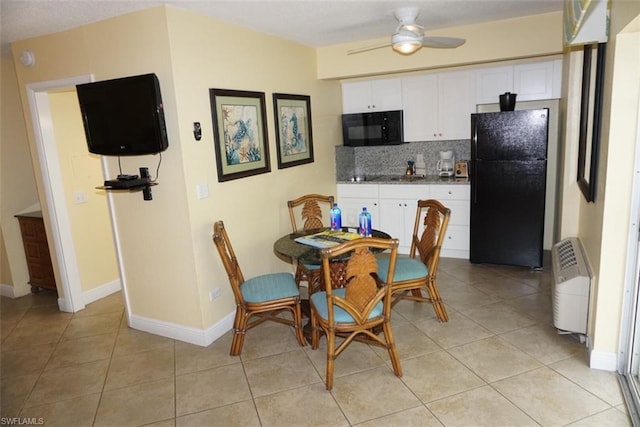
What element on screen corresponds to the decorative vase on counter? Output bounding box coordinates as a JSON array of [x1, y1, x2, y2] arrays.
[[499, 92, 517, 111]]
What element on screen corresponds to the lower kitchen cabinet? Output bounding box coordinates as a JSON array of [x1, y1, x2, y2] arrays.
[[15, 211, 57, 293], [378, 185, 430, 253], [431, 185, 471, 258], [338, 183, 470, 258], [336, 184, 379, 229]]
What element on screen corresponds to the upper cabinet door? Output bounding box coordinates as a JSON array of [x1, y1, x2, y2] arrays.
[[476, 66, 514, 105], [438, 70, 476, 140], [514, 61, 556, 101], [342, 78, 402, 114], [402, 74, 438, 142]]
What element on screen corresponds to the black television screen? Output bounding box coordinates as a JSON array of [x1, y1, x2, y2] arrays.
[[76, 73, 169, 156]]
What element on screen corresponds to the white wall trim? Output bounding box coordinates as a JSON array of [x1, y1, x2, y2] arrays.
[[590, 349, 618, 371], [128, 310, 235, 347], [1, 284, 15, 298], [83, 279, 121, 305]]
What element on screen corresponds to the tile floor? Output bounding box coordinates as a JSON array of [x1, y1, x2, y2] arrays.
[[0, 257, 631, 426]]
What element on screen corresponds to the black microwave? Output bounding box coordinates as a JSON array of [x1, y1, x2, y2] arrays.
[[342, 110, 404, 146]]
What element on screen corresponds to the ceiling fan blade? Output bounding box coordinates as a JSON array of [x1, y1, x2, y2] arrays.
[[422, 36, 466, 49], [347, 42, 391, 55]]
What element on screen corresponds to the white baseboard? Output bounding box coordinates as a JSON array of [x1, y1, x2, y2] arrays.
[[0, 283, 15, 298], [83, 279, 121, 305], [128, 310, 235, 347], [590, 349, 618, 371]]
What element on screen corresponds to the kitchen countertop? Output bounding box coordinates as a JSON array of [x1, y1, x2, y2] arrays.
[[337, 175, 470, 185]]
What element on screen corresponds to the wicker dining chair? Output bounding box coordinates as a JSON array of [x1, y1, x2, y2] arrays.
[[310, 237, 402, 390], [212, 220, 307, 356], [377, 199, 451, 322], [287, 194, 335, 293]]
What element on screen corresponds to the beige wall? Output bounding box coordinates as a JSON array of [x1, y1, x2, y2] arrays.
[[10, 6, 341, 331], [0, 58, 39, 295], [48, 91, 119, 292], [317, 12, 564, 79], [585, 2, 640, 358]]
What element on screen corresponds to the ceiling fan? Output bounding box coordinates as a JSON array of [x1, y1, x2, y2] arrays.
[[348, 7, 466, 55]]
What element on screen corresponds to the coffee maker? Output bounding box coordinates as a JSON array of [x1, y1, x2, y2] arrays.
[[437, 150, 455, 177]]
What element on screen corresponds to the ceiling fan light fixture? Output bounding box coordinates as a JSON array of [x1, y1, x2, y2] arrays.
[[392, 40, 421, 54]]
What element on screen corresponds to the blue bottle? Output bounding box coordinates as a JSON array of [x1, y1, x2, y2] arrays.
[[358, 207, 372, 237], [330, 203, 342, 230]]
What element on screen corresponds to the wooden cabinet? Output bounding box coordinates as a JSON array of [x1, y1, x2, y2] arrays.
[[402, 70, 475, 141], [15, 212, 57, 293], [476, 59, 562, 105], [342, 78, 402, 114]]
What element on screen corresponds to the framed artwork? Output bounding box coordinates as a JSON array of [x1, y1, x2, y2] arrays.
[[272, 93, 314, 169], [209, 89, 270, 182], [577, 42, 606, 202]]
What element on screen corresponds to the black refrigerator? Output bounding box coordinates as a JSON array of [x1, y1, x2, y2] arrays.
[[470, 109, 549, 268]]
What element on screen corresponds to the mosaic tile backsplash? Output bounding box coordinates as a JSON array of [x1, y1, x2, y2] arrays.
[[335, 140, 471, 180]]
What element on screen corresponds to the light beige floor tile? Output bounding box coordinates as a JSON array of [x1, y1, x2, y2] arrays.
[[506, 291, 554, 323], [304, 337, 386, 379], [177, 400, 259, 427], [413, 311, 493, 349], [19, 393, 100, 427], [391, 298, 444, 323], [243, 349, 320, 397], [493, 366, 610, 425], [175, 333, 238, 375], [237, 320, 306, 361], [427, 385, 537, 426], [357, 405, 441, 427], [438, 260, 503, 284], [104, 346, 174, 390], [45, 332, 116, 370], [370, 322, 440, 360], [0, 373, 39, 410], [1, 322, 64, 351], [463, 302, 537, 334], [569, 407, 632, 426], [74, 292, 124, 317], [0, 343, 56, 378], [438, 283, 500, 312], [500, 324, 585, 364], [145, 420, 176, 427], [551, 355, 625, 406], [16, 304, 73, 329], [112, 327, 174, 357], [24, 359, 109, 407], [94, 377, 174, 427], [175, 363, 251, 416], [255, 383, 348, 427], [1, 319, 18, 341], [331, 366, 420, 425], [447, 336, 541, 382], [471, 276, 538, 299], [400, 350, 485, 403], [62, 312, 122, 340]]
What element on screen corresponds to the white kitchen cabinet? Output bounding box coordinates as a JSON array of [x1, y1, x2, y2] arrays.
[[430, 185, 470, 259], [476, 59, 562, 105], [402, 70, 475, 142], [378, 185, 430, 253], [475, 66, 514, 105], [342, 78, 402, 114], [336, 184, 379, 229]]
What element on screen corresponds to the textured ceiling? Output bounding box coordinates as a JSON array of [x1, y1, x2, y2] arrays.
[[1, 0, 564, 58]]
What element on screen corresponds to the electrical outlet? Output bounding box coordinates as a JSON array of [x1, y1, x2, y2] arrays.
[[74, 191, 87, 204], [209, 287, 221, 301], [196, 183, 209, 200]]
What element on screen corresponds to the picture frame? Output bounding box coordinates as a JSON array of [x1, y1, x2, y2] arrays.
[[272, 93, 314, 169], [209, 89, 270, 182], [577, 43, 606, 202]]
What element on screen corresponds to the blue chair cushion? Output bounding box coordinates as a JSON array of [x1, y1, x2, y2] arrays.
[[310, 288, 383, 323], [376, 253, 428, 282], [302, 263, 320, 271], [241, 273, 299, 303]]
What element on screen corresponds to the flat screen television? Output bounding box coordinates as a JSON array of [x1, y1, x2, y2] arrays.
[[76, 73, 169, 156]]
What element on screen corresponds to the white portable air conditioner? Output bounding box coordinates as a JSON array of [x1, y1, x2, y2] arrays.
[[551, 237, 591, 335]]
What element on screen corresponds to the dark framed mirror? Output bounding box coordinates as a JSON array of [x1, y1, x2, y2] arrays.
[[577, 42, 606, 202]]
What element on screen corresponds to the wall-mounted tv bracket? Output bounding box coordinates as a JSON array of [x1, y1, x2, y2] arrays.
[[97, 166, 156, 201]]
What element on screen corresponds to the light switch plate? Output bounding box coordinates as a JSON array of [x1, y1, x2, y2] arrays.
[[196, 183, 209, 199]]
